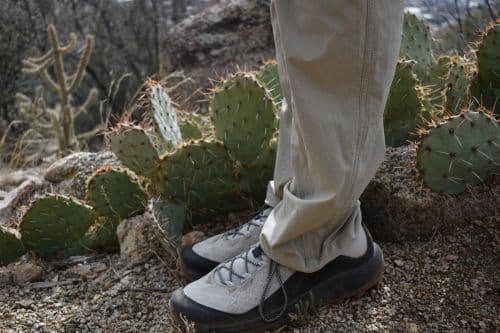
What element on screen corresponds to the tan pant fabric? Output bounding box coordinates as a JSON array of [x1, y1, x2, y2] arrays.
[[261, 0, 404, 273]]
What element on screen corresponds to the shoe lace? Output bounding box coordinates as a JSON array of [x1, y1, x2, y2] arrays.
[[222, 205, 271, 240], [214, 245, 289, 323]]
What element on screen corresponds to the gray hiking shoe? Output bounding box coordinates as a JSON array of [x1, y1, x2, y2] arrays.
[[180, 205, 273, 280]]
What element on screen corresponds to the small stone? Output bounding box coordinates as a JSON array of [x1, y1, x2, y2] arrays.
[[429, 248, 439, 259], [445, 254, 458, 261], [394, 259, 404, 267], [181, 231, 206, 248], [407, 322, 419, 333], [13, 263, 44, 285]]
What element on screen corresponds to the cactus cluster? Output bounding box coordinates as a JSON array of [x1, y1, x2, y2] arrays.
[[0, 167, 147, 266]]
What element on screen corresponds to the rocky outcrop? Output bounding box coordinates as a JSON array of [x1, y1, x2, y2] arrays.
[[162, 0, 274, 111], [361, 146, 499, 242]]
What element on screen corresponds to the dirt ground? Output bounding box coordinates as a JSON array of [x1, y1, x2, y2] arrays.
[[1, 216, 498, 333]]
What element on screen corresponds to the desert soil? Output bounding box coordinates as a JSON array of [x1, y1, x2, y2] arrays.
[[1, 216, 498, 333]]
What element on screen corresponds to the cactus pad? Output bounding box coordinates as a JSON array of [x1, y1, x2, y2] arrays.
[[237, 137, 277, 200], [0, 227, 26, 266], [149, 198, 185, 257], [86, 167, 147, 221], [258, 61, 283, 104], [109, 124, 160, 179], [400, 13, 435, 81], [384, 60, 428, 147], [417, 111, 500, 194], [210, 74, 277, 165], [145, 83, 182, 149], [444, 57, 473, 114], [158, 140, 242, 219], [477, 22, 500, 88], [20, 195, 95, 257]]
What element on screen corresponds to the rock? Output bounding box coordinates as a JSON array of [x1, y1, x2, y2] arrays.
[[13, 263, 44, 285], [0, 177, 45, 226], [162, 0, 274, 112], [361, 146, 499, 242], [394, 259, 404, 267], [181, 231, 206, 248], [116, 214, 161, 266], [45, 151, 120, 199], [445, 254, 459, 261]]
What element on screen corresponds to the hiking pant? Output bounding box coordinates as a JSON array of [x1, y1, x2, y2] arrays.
[[261, 0, 404, 273]]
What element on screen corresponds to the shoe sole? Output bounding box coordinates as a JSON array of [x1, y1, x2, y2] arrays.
[[171, 243, 384, 333]]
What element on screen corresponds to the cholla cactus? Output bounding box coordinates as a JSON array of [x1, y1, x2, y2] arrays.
[[416, 110, 499, 194], [18, 24, 98, 155]]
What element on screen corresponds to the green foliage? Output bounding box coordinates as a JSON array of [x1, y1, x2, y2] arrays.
[[417, 110, 499, 194], [86, 167, 148, 221], [19, 195, 95, 257], [384, 60, 429, 147], [211, 73, 277, 165], [0, 227, 26, 266], [18, 24, 98, 155], [400, 13, 435, 82]]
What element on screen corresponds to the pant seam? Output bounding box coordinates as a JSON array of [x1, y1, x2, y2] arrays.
[[349, 0, 376, 203]]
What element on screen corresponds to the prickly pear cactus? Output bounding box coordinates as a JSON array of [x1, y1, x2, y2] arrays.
[[20, 195, 95, 257], [237, 136, 277, 201], [427, 56, 451, 108], [417, 110, 500, 194], [384, 60, 429, 147], [0, 227, 26, 266], [149, 198, 185, 257], [400, 13, 435, 82], [258, 61, 283, 104], [444, 56, 474, 114], [177, 111, 207, 141], [158, 140, 243, 221], [210, 73, 277, 165], [477, 22, 500, 89], [86, 167, 147, 221], [472, 22, 500, 115], [109, 124, 161, 179]]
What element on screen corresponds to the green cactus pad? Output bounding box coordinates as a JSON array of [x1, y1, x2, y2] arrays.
[[417, 111, 500, 194], [477, 22, 500, 88], [400, 13, 435, 82], [210, 74, 277, 165], [426, 56, 452, 108], [444, 57, 473, 114], [0, 227, 26, 266], [20, 195, 95, 257], [258, 61, 283, 104], [237, 137, 277, 201], [86, 167, 147, 221], [384, 60, 429, 147], [67, 217, 120, 255], [149, 198, 185, 256], [109, 124, 160, 179], [148, 84, 182, 148], [158, 140, 242, 219]]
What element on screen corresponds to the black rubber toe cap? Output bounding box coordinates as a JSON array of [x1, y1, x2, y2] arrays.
[[180, 245, 220, 280]]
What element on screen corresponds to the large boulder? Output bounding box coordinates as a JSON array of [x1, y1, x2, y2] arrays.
[[361, 146, 499, 242], [162, 0, 274, 112]]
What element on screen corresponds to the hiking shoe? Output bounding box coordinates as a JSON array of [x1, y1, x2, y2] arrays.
[[180, 205, 273, 281], [170, 224, 383, 333]]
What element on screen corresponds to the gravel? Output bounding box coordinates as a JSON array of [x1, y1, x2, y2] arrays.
[[1, 216, 498, 333]]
